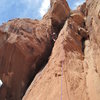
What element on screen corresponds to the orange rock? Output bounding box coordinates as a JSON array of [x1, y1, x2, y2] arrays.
[[0, 0, 70, 100], [85, 0, 100, 100], [70, 12, 85, 26], [77, 2, 86, 16], [44, 0, 70, 33], [0, 18, 53, 100], [23, 0, 100, 100], [50, 0, 70, 23], [0, 0, 100, 100], [23, 17, 86, 100]]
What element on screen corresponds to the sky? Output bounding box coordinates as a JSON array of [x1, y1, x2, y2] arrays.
[[0, 0, 85, 25]]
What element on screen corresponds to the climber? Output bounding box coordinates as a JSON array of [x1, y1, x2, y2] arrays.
[[0, 79, 3, 88], [78, 27, 89, 39], [52, 32, 57, 42]]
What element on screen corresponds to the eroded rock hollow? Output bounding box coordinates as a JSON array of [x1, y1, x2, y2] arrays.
[[0, 0, 100, 100]]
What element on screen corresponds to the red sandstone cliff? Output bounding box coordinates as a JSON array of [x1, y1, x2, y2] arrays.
[[0, 0, 100, 100]]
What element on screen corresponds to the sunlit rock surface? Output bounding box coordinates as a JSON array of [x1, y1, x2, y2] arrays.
[[0, 0, 100, 100]]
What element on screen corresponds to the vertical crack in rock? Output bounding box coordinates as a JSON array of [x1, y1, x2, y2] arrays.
[[23, 2, 91, 100], [79, 27, 89, 53]]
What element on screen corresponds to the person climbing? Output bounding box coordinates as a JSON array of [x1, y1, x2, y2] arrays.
[[52, 32, 57, 42], [0, 79, 3, 88]]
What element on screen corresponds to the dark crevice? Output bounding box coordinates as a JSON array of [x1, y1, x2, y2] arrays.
[[23, 18, 66, 98], [81, 37, 86, 52], [23, 40, 54, 98], [51, 19, 66, 44], [23, 22, 64, 97], [52, 20, 65, 35], [77, 21, 89, 54], [81, 34, 89, 53]]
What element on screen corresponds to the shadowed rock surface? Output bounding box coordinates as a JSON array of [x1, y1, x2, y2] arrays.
[[0, 18, 53, 100], [23, 0, 100, 100]]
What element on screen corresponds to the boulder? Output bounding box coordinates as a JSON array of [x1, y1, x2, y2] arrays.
[[70, 12, 85, 27], [50, 0, 70, 23], [0, 18, 53, 100], [44, 0, 70, 33]]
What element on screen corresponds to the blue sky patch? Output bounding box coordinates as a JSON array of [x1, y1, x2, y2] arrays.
[[0, 0, 85, 25]]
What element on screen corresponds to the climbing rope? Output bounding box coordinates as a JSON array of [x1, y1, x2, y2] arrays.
[[0, 79, 3, 88], [61, 61, 63, 100], [61, 61, 70, 100]]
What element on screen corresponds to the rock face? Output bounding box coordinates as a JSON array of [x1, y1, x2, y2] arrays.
[[50, 0, 70, 25], [0, 18, 53, 100], [0, 0, 70, 100], [0, 0, 100, 100], [23, 17, 86, 100], [84, 0, 100, 100], [23, 0, 100, 100], [22, 2, 87, 99], [45, 0, 70, 33]]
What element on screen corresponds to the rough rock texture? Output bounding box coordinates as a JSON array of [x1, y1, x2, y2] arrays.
[[23, 3, 88, 100], [0, 0, 100, 100], [23, 0, 100, 100], [0, 0, 70, 100], [50, 0, 70, 25], [0, 18, 53, 100], [45, 0, 70, 34], [77, 2, 86, 16], [23, 17, 86, 100], [84, 0, 100, 100]]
